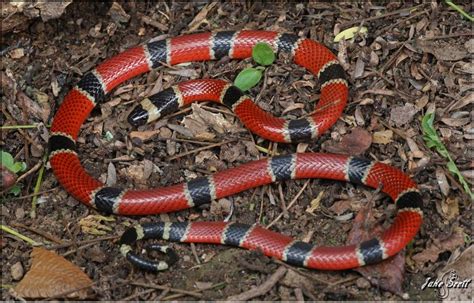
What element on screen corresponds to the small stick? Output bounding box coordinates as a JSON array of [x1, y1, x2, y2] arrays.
[[190, 243, 201, 264], [340, 3, 427, 27], [160, 282, 226, 301], [130, 282, 203, 298], [15, 161, 42, 184], [1, 224, 42, 246], [7, 187, 59, 201], [30, 154, 48, 219], [167, 139, 237, 161], [226, 266, 287, 300], [120, 289, 155, 301], [266, 180, 310, 229], [11, 222, 63, 244], [47, 235, 119, 250]]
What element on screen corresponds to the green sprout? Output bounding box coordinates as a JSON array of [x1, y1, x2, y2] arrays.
[[422, 113, 473, 200], [234, 42, 276, 92]]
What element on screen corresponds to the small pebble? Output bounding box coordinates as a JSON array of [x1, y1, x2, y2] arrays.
[[11, 262, 24, 281], [15, 207, 25, 220]]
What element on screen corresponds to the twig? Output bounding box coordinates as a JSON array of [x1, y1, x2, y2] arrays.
[[30, 154, 47, 219], [190, 243, 201, 264], [266, 180, 310, 229], [226, 266, 287, 300], [15, 160, 42, 184], [46, 235, 119, 250], [340, 3, 427, 27], [445, 0, 474, 22], [160, 282, 226, 301], [0, 124, 48, 130], [11, 223, 63, 244], [120, 289, 155, 301], [7, 187, 59, 201], [1, 224, 42, 246], [167, 139, 237, 161], [375, 8, 431, 37], [130, 282, 203, 298]]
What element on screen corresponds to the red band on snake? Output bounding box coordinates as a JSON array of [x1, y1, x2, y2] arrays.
[[48, 30, 423, 272]]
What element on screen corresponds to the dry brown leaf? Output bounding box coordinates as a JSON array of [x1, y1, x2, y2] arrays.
[[107, 2, 130, 23], [79, 215, 114, 236], [412, 226, 466, 264], [372, 130, 393, 144], [187, 2, 217, 32], [14, 248, 92, 299], [323, 127, 372, 155], [390, 103, 418, 127], [35, 1, 72, 21], [446, 92, 473, 112], [436, 196, 460, 221], [9, 48, 24, 59], [436, 245, 473, 301], [435, 168, 450, 196], [347, 204, 405, 295], [328, 200, 353, 215], [129, 129, 160, 141], [281, 103, 305, 115], [417, 40, 468, 61]]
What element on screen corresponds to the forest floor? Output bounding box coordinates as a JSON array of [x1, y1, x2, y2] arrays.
[[1, 1, 472, 301]]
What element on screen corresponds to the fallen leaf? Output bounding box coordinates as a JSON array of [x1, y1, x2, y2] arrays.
[[390, 103, 418, 127], [306, 191, 324, 214], [417, 40, 468, 61], [446, 92, 473, 112], [187, 2, 217, 32], [281, 103, 305, 115], [129, 129, 160, 141], [35, 1, 72, 22], [106, 162, 117, 186], [107, 2, 130, 23], [323, 128, 372, 155], [334, 26, 368, 42], [14, 248, 92, 299], [79, 215, 114, 236], [436, 245, 473, 301], [347, 204, 405, 295], [372, 130, 393, 144], [328, 200, 353, 215], [435, 168, 449, 196], [436, 196, 459, 221], [9, 48, 24, 59], [168, 68, 199, 78], [412, 226, 466, 264]]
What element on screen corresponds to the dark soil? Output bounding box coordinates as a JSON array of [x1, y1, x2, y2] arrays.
[[1, 1, 472, 301]]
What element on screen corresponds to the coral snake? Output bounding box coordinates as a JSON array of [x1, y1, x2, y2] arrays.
[[48, 30, 423, 272]]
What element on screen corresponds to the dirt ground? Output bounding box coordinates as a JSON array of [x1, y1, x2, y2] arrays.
[[1, 1, 473, 301]]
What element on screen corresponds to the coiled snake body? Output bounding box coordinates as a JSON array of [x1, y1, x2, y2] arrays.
[[49, 30, 423, 272]]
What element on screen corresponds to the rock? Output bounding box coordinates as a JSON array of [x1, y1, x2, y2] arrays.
[[11, 262, 24, 280]]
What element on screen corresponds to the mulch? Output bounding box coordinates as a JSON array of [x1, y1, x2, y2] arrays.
[[1, 1, 472, 301]]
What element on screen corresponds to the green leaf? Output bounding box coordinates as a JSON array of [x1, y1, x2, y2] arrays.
[[234, 67, 263, 91], [422, 112, 474, 201], [1, 150, 15, 171], [252, 43, 275, 66], [9, 184, 21, 196], [11, 161, 27, 173]]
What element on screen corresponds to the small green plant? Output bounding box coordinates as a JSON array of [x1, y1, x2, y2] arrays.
[[422, 113, 473, 200], [234, 42, 276, 92], [1, 150, 27, 196], [444, 0, 474, 22]]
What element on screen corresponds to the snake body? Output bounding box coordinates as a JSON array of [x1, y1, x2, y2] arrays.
[[48, 30, 423, 272]]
